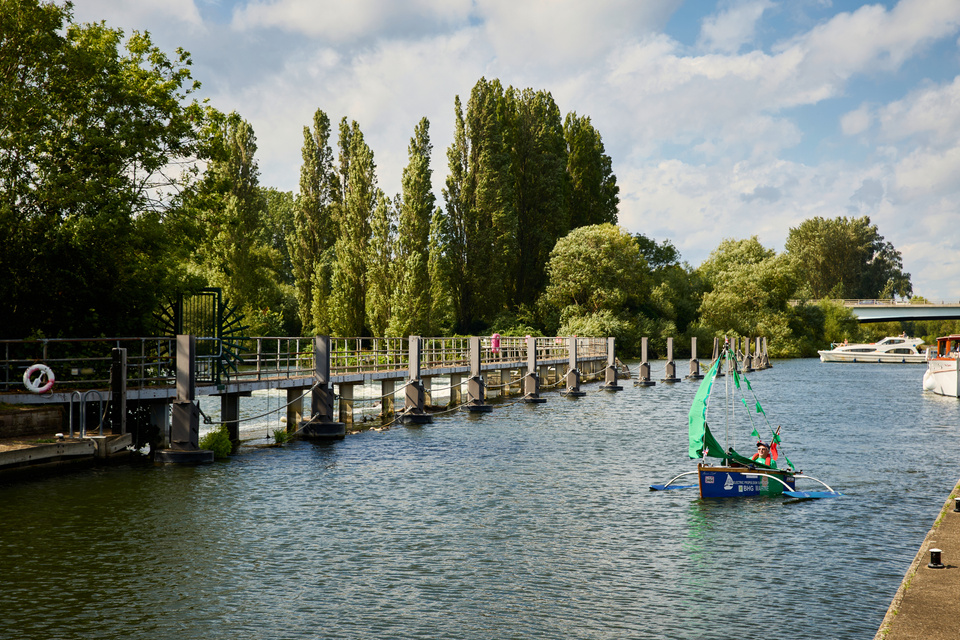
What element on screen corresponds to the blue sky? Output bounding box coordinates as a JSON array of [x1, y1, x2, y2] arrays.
[[72, 0, 960, 301]]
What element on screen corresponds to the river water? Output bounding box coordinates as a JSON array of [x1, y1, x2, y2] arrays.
[[1, 358, 958, 639]]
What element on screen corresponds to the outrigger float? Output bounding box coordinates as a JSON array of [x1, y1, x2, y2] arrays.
[[651, 339, 842, 500]]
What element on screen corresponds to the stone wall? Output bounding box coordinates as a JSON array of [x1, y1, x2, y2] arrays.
[[0, 406, 64, 439]]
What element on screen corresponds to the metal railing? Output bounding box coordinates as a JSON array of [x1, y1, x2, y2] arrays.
[[1, 335, 607, 394]]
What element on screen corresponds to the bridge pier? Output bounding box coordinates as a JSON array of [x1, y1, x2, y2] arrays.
[[635, 337, 655, 387], [600, 337, 622, 391], [300, 336, 345, 439], [561, 337, 586, 398], [401, 336, 432, 424], [156, 335, 213, 463], [338, 383, 354, 426], [662, 337, 681, 383], [285, 388, 304, 434], [687, 337, 703, 380], [381, 379, 396, 419], [464, 337, 492, 413], [448, 374, 462, 408], [523, 336, 546, 403]]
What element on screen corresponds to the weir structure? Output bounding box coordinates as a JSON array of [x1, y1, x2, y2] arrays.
[[0, 335, 614, 450]]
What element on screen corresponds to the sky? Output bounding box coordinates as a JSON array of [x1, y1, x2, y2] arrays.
[[71, 0, 960, 301]]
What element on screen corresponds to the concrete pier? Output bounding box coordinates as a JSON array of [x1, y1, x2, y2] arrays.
[[874, 477, 960, 640]]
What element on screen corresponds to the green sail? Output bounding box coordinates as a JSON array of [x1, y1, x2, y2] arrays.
[[688, 354, 727, 459]]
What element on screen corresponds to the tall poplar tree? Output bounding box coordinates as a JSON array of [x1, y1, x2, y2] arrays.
[[440, 96, 471, 331], [365, 191, 394, 336], [388, 117, 435, 336], [329, 119, 376, 336], [564, 112, 619, 228], [290, 109, 340, 334], [195, 112, 283, 324], [465, 78, 516, 322], [511, 88, 570, 309]]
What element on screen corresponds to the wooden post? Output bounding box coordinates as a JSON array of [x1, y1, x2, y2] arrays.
[[110, 347, 127, 434]]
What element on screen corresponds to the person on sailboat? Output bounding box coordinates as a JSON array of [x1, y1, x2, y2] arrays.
[[751, 442, 776, 468]]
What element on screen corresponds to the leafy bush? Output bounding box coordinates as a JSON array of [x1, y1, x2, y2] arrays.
[[199, 424, 232, 459]]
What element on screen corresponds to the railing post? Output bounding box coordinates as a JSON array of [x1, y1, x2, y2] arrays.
[[402, 335, 432, 424], [635, 337, 655, 387], [561, 337, 586, 397], [600, 337, 622, 391], [465, 336, 492, 412], [300, 336, 345, 439]]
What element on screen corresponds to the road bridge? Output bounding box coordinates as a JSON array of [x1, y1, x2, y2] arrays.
[[840, 300, 960, 323]]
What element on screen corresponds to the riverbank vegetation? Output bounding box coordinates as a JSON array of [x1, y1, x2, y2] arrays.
[[3, 1, 956, 356]]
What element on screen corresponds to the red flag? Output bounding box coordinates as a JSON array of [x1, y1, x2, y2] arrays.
[[770, 440, 779, 461]]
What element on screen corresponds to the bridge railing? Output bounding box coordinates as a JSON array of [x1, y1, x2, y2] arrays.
[[1, 335, 608, 394], [0, 337, 177, 392]]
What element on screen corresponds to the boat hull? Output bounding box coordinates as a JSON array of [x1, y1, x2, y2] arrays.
[[923, 358, 960, 397], [818, 351, 926, 364], [697, 465, 796, 498]]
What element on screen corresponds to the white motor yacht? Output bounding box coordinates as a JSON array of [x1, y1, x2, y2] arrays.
[[922, 334, 960, 397], [817, 336, 926, 363]]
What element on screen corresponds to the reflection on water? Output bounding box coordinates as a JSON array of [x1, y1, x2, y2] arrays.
[[1, 359, 958, 639]]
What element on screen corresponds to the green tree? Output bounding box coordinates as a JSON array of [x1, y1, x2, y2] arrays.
[[329, 118, 376, 336], [365, 191, 393, 336], [440, 96, 471, 331], [191, 112, 285, 333], [564, 112, 619, 228], [0, 0, 209, 338], [785, 216, 912, 300], [389, 117, 435, 336], [512, 88, 570, 308], [289, 109, 340, 334], [696, 237, 802, 356]]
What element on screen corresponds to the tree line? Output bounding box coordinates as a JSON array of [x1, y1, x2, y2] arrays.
[[4, 1, 952, 356]]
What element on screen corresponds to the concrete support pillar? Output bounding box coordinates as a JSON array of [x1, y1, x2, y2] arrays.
[[662, 337, 681, 383], [600, 337, 622, 391], [465, 336, 492, 412], [110, 348, 127, 434], [448, 374, 462, 407], [523, 336, 545, 403], [423, 376, 433, 408], [635, 336, 655, 387], [753, 337, 764, 370], [301, 336, 345, 439], [402, 336, 432, 424], [285, 389, 303, 434], [338, 383, 354, 425], [381, 379, 396, 418], [687, 337, 703, 380], [762, 337, 772, 368], [562, 336, 586, 397], [221, 393, 240, 442], [150, 402, 170, 448], [171, 335, 200, 450], [743, 338, 754, 372]]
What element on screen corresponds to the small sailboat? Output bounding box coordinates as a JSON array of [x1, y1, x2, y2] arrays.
[[651, 339, 842, 499]]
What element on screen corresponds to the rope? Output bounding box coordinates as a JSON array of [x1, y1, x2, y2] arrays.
[[197, 378, 323, 425]]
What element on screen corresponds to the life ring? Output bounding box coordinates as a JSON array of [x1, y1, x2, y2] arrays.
[[23, 364, 55, 393]]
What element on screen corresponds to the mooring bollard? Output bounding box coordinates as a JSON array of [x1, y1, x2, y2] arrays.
[[928, 547, 945, 569]]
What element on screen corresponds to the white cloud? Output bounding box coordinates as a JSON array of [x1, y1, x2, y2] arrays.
[[878, 75, 960, 144], [698, 0, 773, 53], [841, 104, 873, 136], [72, 0, 203, 29]]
